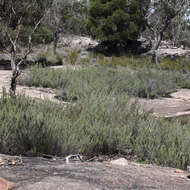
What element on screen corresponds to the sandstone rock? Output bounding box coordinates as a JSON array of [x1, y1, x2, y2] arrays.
[[110, 158, 128, 166], [158, 48, 190, 58], [174, 169, 185, 174], [59, 35, 98, 50], [0, 178, 14, 190]]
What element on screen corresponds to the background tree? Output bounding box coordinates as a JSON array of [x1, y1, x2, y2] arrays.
[[47, 0, 89, 55], [60, 0, 89, 35], [165, 7, 190, 48], [0, 0, 53, 94], [145, 0, 189, 63], [87, 0, 148, 48], [47, 0, 63, 55]]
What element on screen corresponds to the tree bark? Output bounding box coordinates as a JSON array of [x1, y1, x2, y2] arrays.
[[10, 54, 20, 95], [10, 73, 17, 95], [53, 31, 58, 55], [151, 33, 162, 64]]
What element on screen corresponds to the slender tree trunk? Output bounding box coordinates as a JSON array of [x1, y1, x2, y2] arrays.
[[53, 31, 58, 55], [10, 54, 20, 95], [152, 49, 158, 64], [10, 73, 17, 95], [151, 33, 162, 64]]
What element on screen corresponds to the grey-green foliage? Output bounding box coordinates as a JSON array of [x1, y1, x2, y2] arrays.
[[20, 65, 190, 99], [60, 0, 89, 35], [0, 0, 53, 47], [0, 92, 190, 169]]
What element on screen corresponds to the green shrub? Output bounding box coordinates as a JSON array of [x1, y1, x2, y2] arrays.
[[20, 66, 70, 89], [1, 93, 190, 169], [96, 55, 190, 73], [159, 57, 190, 72], [65, 48, 79, 65], [20, 65, 190, 99], [55, 53, 63, 64], [97, 56, 153, 68]]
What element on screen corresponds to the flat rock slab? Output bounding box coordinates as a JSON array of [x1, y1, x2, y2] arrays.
[[138, 89, 190, 117], [171, 89, 190, 101], [0, 157, 190, 190]]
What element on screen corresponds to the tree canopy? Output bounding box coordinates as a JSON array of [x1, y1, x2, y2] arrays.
[[0, 0, 53, 94], [87, 0, 148, 45]]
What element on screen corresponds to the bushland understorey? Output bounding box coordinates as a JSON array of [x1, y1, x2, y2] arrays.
[[0, 62, 190, 170]]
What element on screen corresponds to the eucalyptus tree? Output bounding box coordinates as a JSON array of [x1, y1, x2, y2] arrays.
[[0, 0, 53, 94], [47, 0, 89, 55], [47, 0, 64, 55], [165, 7, 190, 47], [146, 0, 189, 63]]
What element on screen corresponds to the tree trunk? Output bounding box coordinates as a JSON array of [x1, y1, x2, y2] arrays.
[[151, 33, 162, 64], [152, 49, 158, 64], [53, 31, 58, 55], [10, 74, 17, 95], [10, 54, 20, 95]]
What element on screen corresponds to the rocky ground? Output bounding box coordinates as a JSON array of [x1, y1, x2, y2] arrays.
[[139, 89, 190, 118], [0, 70, 59, 103], [1, 36, 190, 189], [1, 69, 190, 189], [0, 155, 190, 190]]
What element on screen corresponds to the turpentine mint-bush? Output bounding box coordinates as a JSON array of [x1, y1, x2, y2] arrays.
[[88, 0, 147, 46]]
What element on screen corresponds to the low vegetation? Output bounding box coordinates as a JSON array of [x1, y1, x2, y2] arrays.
[[1, 0, 190, 176], [20, 64, 190, 99], [0, 53, 189, 170], [7, 59, 189, 169], [0, 92, 190, 169], [96, 55, 190, 72]]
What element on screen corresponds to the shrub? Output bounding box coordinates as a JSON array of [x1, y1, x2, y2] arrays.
[[65, 48, 80, 65], [96, 55, 153, 68], [96, 55, 190, 73], [20, 65, 190, 99], [159, 57, 190, 72], [1, 93, 190, 169], [35, 49, 63, 66], [55, 53, 64, 64]]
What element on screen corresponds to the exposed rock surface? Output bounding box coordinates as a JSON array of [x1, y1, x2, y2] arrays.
[[0, 36, 98, 68], [1, 37, 190, 69], [0, 156, 190, 190], [0, 177, 14, 190], [1, 69, 190, 189], [158, 48, 190, 58], [110, 158, 128, 166], [142, 40, 190, 58], [58, 35, 98, 50], [138, 89, 190, 118]]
